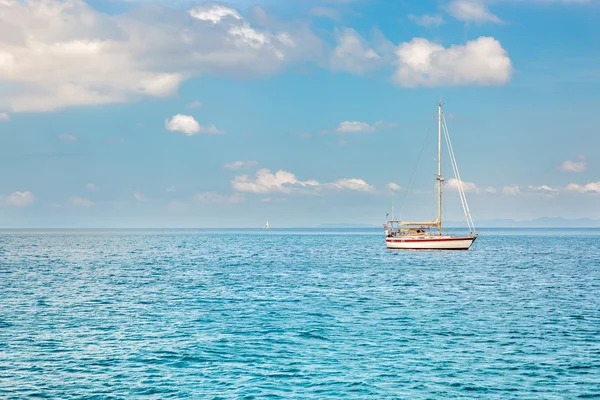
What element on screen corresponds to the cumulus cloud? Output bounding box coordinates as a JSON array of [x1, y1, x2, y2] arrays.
[[0, 191, 35, 207], [189, 4, 242, 23], [336, 121, 376, 133], [409, 14, 444, 27], [566, 182, 600, 194], [165, 114, 224, 136], [231, 169, 319, 194], [0, 1, 322, 112], [223, 161, 257, 170], [527, 185, 559, 195], [85, 183, 97, 191], [332, 178, 374, 192], [68, 196, 94, 207], [231, 168, 373, 194], [327, 120, 396, 134], [502, 185, 520, 195], [187, 101, 203, 109], [0, 112, 9, 121], [559, 155, 587, 172], [394, 37, 512, 87], [0, 1, 517, 111], [387, 182, 401, 191], [59, 134, 78, 142], [446, 178, 495, 193], [330, 28, 384, 74], [447, 0, 501, 24]]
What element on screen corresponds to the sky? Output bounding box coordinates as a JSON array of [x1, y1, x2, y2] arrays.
[[0, 0, 599, 228]]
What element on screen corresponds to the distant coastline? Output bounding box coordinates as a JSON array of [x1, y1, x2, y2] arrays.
[[1, 217, 599, 230], [320, 217, 600, 229]]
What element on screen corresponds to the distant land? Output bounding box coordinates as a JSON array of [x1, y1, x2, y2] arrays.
[[318, 224, 379, 228], [319, 218, 600, 229], [471, 217, 600, 228]]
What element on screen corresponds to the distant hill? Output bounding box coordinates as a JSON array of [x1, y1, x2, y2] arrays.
[[317, 223, 378, 228], [318, 218, 600, 229], [451, 217, 600, 228]]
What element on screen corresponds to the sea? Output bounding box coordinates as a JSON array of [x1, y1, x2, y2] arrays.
[[0, 228, 598, 399]]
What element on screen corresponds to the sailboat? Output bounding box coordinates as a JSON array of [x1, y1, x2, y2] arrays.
[[384, 102, 478, 250], [263, 220, 270, 229]]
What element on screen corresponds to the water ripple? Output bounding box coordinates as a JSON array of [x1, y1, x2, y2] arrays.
[[0, 229, 599, 398]]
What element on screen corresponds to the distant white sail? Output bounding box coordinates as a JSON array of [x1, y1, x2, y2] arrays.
[[263, 220, 270, 229]]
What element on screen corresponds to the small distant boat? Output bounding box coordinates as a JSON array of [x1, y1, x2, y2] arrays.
[[384, 102, 478, 250], [263, 220, 270, 229]]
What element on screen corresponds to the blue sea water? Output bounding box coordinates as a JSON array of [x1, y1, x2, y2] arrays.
[[0, 228, 599, 399]]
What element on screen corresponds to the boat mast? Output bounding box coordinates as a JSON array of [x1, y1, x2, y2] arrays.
[[437, 102, 443, 235], [391, 187, 395, 222]]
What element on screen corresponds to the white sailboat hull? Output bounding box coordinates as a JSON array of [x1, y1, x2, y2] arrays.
[[386, 236, 476, 250]]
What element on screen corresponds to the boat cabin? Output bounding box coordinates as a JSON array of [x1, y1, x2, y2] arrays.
[[384, 221, 433, 237]]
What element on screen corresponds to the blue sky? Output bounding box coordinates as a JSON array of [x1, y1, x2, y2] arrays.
[[0, 0, 599, 228]]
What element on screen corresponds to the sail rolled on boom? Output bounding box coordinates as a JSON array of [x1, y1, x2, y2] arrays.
[[399, 220, 440, 227]]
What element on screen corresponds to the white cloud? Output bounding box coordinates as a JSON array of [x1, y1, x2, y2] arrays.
[[166, 186, 177, 193], [559, 155, 587, 172], [394, 36, 512, 87], [387, 182, 401, 191], [85, 183, 97, 191], [0, 112, 9, 121], [409, 14, 444, 27], [231, 169, 317, 194], [0, 1, 522, 111], [165, 114, 224, 136], [189, 4, 242, 24], [188, 101, 203, 109], [223, 161, 257, 170], [527, 185, 559, 195], [446, 178, 496, 193], [446, 178, 476, 192], [68, 196, 94, 208], [328, 120, 396, 134], [231, 168, 373, 194], [0, 1, 322, 112], [134, 192, 146, 201], [309, 6, 340, 20], [59, 134, 78, 142], [0, 191, 35, 207], [330, 28, 384, 74], [447, 0, 501, 24], [566, 182, 600, 194], [502, 185, 520, 195], [336, 121, 376, 133], [332, 178, 374, 192]]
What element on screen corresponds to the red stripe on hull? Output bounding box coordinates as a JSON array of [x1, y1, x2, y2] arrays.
[[386, 237, 473, 243], [389, 247, 472, 251]]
